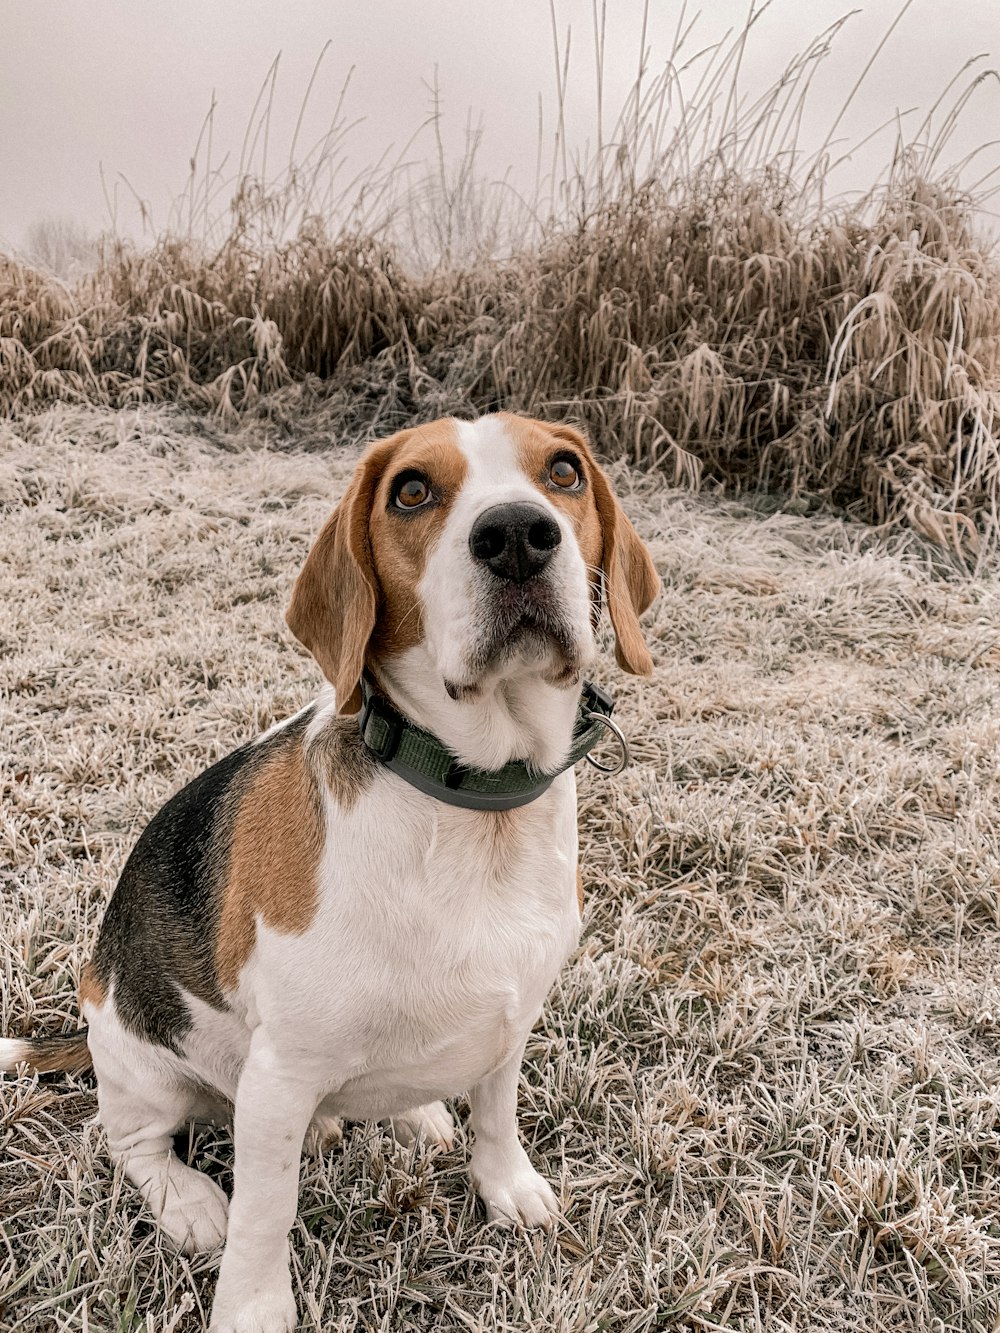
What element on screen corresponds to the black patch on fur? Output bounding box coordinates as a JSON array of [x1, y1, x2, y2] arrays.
[[89, 708, 315, 1054]]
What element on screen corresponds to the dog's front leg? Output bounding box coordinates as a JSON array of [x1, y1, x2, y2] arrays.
[[210, 1032, 320, 1333], [468, 1043, 559, 1229]]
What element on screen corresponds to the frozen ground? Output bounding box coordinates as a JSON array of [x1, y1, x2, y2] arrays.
[[2, 405, 1000, 1331]]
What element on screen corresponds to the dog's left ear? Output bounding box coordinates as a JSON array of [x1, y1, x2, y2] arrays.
[[551, 425, 660, 675], [286, 435, 405, 714]]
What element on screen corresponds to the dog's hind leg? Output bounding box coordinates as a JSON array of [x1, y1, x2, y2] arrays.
[[88, 1010, 229, 1254], [303, 1098, 344, 1156], [386, 1101, 456, 1150], [304, 1100, 456, 1155]]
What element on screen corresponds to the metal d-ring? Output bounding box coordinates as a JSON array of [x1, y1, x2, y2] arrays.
[[584, 710, 631, 775]]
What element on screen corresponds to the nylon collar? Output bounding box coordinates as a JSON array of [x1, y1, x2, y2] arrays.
[[357, 673, 619, 811]]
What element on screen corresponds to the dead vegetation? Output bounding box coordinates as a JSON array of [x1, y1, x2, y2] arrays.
[[4, 8, 1000, 1328], [2, 402, 1000, 1331], [3, 10, 1000, 558]]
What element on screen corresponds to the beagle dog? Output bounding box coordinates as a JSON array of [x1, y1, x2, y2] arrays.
[[1, 413, 659, 1333]]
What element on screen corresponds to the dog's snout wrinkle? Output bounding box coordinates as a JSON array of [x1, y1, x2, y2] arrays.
[[469, 502, 562, 583]]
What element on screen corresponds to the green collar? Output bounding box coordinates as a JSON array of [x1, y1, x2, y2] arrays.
[[358, 674, 623, 811]]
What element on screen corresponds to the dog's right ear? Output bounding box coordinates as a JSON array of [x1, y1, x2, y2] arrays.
[[286, 439, 401, 714], [545, 423, 660, 676]]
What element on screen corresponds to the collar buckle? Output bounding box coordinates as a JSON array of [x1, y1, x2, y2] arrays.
[[358, 689, 404, 762]]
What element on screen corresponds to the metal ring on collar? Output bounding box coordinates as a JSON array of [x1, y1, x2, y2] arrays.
[[583, 710, 630, 774]]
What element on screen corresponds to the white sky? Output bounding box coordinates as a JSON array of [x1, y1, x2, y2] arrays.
[[1, 0, 998, 247]]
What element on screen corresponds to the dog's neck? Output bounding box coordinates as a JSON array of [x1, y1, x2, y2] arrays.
[[370, 645, 582, 774]]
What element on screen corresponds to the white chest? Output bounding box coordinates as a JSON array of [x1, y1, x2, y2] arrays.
[[243, 771, 581, 1117]]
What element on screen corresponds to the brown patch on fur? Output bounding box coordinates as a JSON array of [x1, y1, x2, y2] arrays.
[[505, 413, 659, 673], [215, 742, 326, 991], [576, 867, 584, 916], [78, 962, 106, 1012], [287, 419, 466, 714], [367, 420, 467, 658], [306, 712, 377, 809]]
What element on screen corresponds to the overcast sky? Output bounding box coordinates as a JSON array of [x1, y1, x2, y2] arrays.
[[1, 0, 998, 248]]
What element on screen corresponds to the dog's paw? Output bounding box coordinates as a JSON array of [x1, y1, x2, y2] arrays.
[[303, 1108, 344, 1157], [472, 1150, 559, 1229], [211, 1273, 296, 1333], [387, 1100, 455, 1150], [158, 1168, 229, 1254]]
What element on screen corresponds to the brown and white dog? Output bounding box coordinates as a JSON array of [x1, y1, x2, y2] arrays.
[[1, 413, 659, 1333]]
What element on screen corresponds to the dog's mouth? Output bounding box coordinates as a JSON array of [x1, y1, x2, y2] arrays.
[[444, 578, 585, 701]]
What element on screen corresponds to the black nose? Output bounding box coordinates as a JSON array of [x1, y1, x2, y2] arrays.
[[469, 502, 562, 582]]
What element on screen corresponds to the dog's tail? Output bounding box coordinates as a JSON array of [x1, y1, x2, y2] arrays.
[[0, 1030, 92, 1076]]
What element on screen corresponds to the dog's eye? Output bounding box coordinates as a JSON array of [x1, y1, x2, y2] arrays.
[[549, 458, 581, 489], [393, 475, 432, 510]]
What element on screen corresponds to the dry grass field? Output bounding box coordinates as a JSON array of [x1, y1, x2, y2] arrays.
[[4, 15, 1000, 1328], [4, 14, 1000, 560], [3, 403, 1000, 1332]]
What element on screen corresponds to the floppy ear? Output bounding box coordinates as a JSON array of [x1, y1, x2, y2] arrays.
[[551, 425, 660, 675], [286, 442, 395, 714]]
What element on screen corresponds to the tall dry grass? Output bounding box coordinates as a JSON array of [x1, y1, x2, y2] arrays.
[[3, 5, 1000, 557]]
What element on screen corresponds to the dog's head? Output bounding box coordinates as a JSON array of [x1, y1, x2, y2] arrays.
[[287, 414, 659, 713]]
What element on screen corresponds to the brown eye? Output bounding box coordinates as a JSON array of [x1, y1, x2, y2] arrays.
[[394, 475, 431, 509], [549, 458, 581, 489]]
